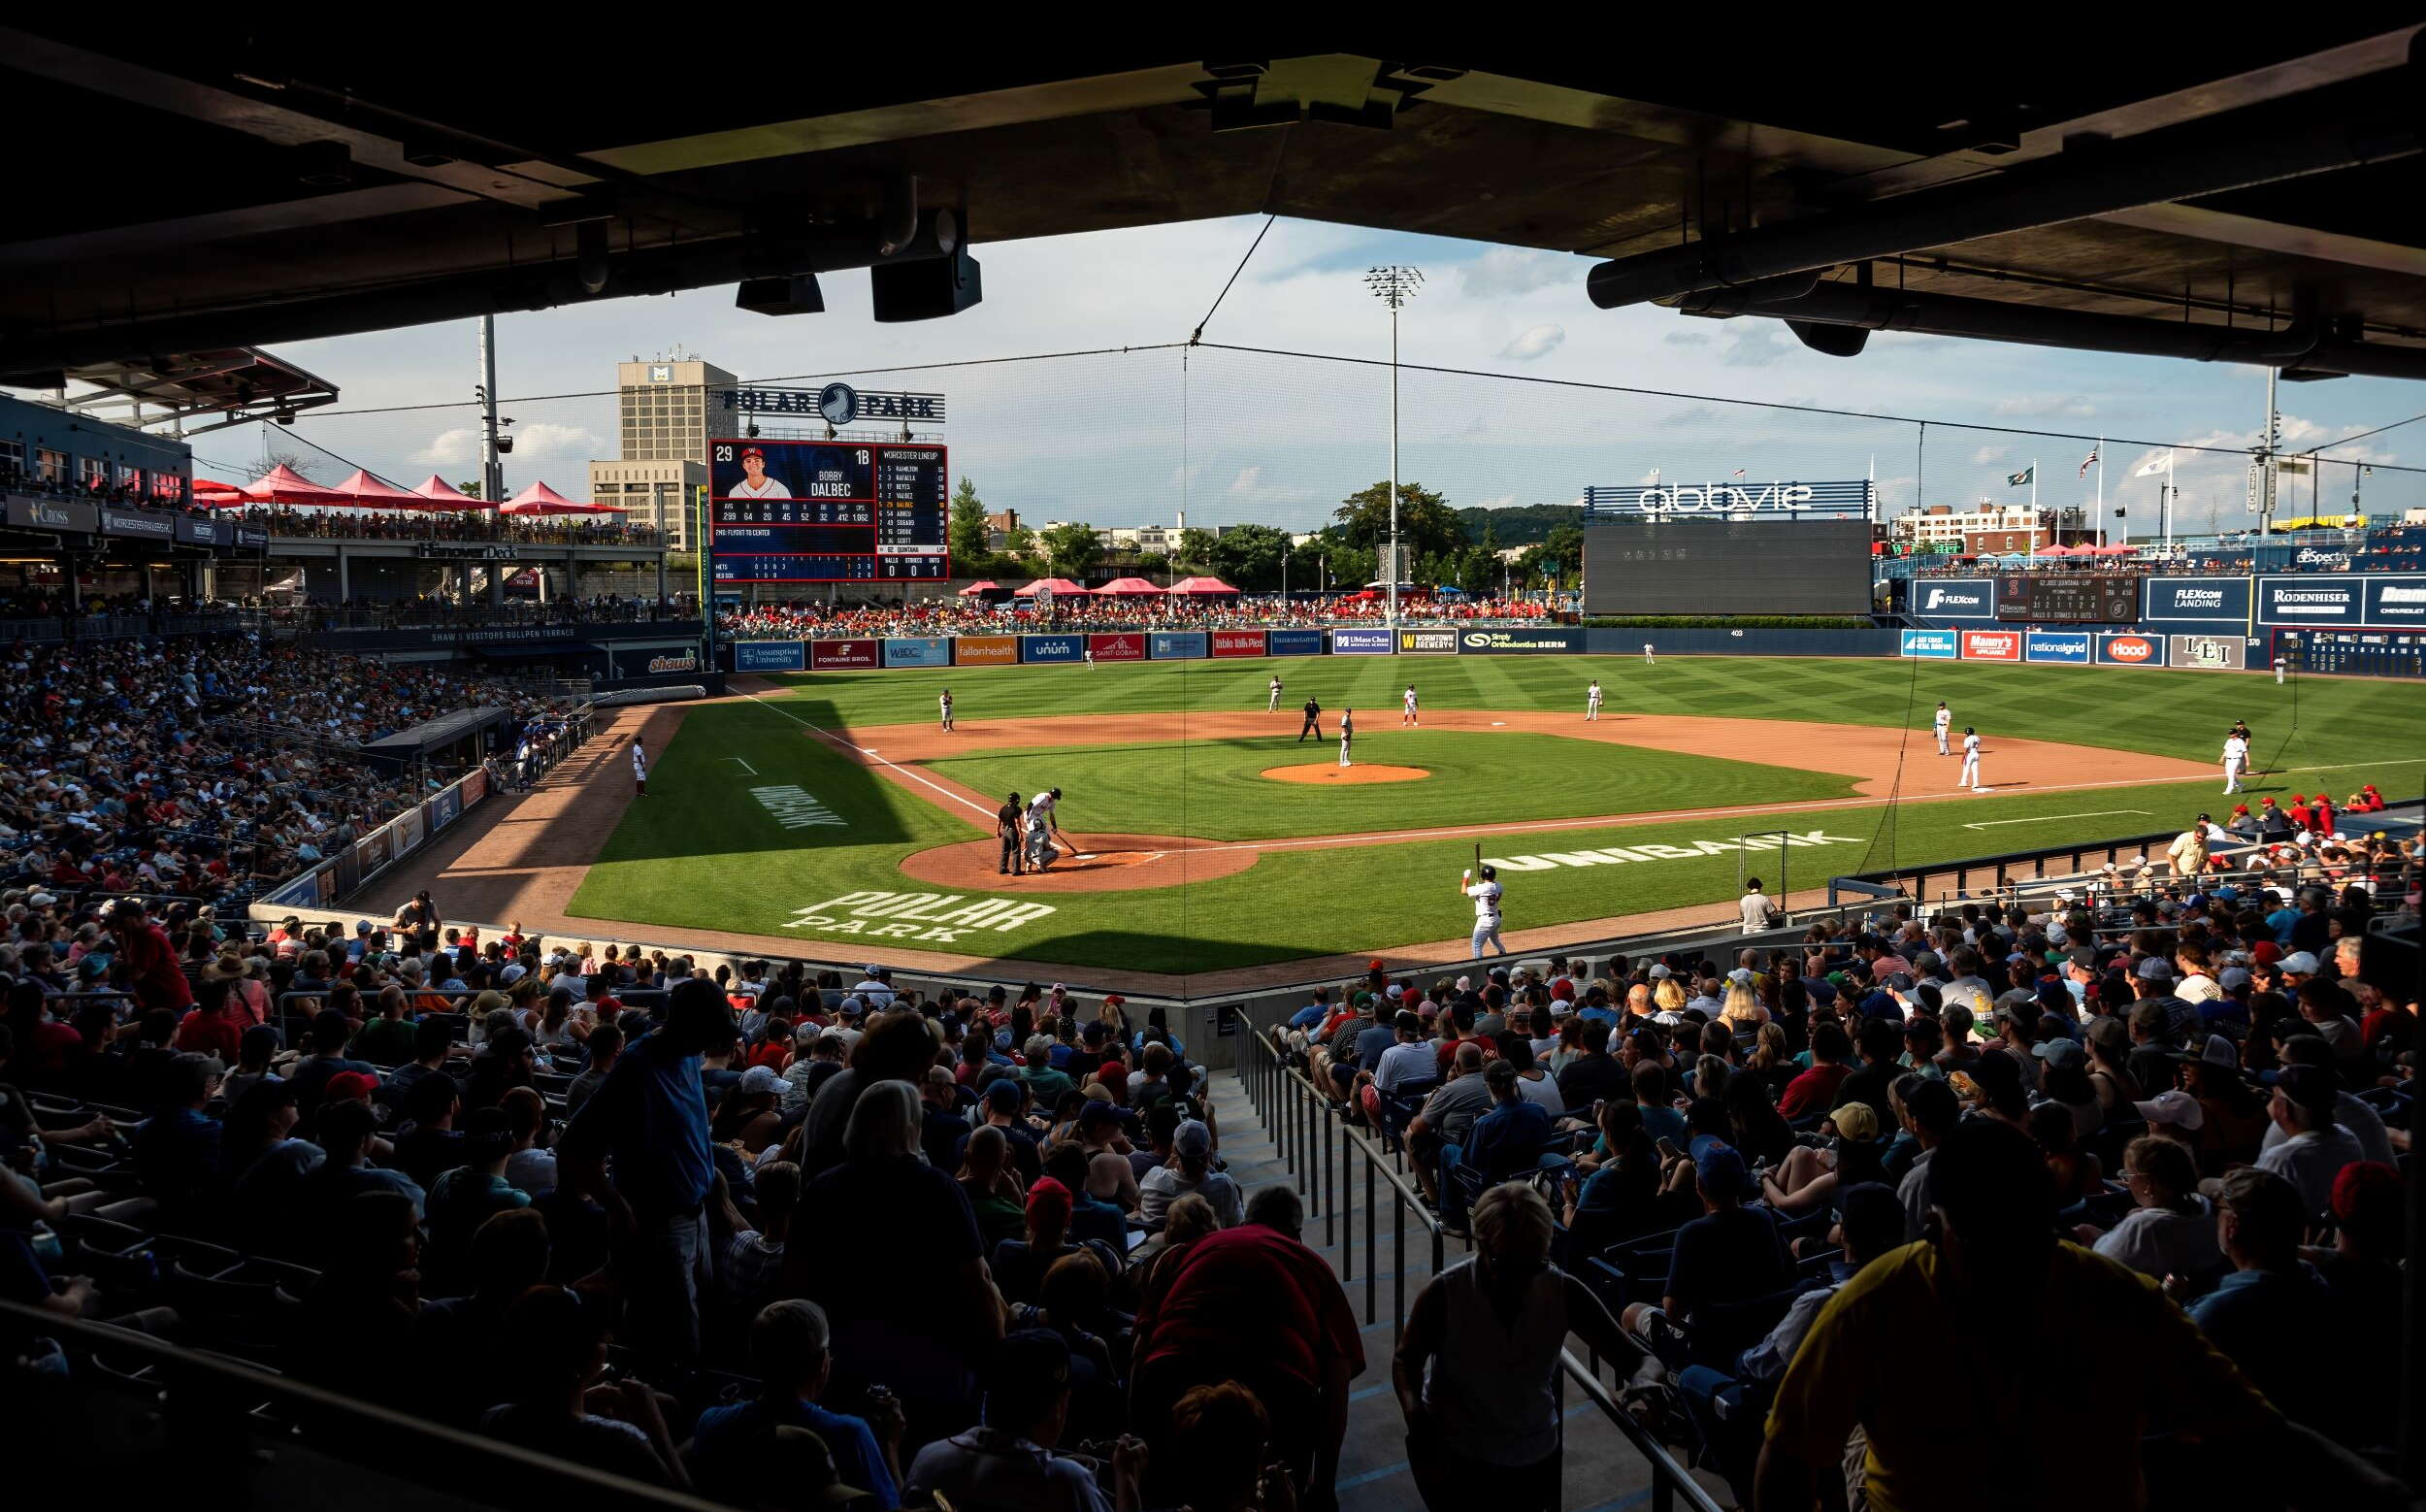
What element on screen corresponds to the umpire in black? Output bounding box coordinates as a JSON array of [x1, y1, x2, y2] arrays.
[[1297, 696, 1323, 742], [997, 791, 1025, 875]]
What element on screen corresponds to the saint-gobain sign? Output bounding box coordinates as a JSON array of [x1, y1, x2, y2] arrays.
[[1583, 478, 1874, 518]]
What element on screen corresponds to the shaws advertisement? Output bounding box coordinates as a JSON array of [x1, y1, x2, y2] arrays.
[[1459, 627, 1583, 653], [808, 638, 879, 670]]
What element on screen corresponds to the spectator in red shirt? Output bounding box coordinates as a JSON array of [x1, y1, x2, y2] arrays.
[[1778, 1022, 1854, 1119], [1131, 1184, 1364, 1504], [110, 899, 192, 1015]]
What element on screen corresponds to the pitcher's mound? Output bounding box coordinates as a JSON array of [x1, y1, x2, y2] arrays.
[[1261, 764, 1430, 785], [897, 832, 1257, 893]]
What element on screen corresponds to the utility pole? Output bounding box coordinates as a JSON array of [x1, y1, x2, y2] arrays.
[[478, 315, 506, 507], [1365, 266, 1423, 627], [2258, 364, 2280, 537]]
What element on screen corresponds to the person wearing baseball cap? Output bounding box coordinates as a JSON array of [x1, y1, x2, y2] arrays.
[[731, 444, 791, 499], [2254, 1064, 2362, 1220]]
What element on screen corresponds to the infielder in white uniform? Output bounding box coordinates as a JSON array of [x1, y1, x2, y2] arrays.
[[2221, 732, 2249, 793], [631, 738, 648, 798], [938, 689, 954, 732], [1643, 641, 1656, 666], [1933, 702, 1952, 756], [1586, 680, 1603, 721], [1267, 675, 1283, 712], [1401, 685, 1419, 728], [1338, 707, 1355, 768], [1460, 865, 1506, 957], [1959, 727, 1983, 791]]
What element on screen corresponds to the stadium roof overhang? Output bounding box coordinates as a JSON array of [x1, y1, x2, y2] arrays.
[[2, 25, 2423, 379], [57, 348, 340, 436]]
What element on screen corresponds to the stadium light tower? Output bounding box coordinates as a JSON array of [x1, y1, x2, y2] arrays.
[[1365, 265, 1423, 626]]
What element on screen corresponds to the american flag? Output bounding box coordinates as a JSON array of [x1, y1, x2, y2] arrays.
[[1731, 468, 1745, 478], [2079, 447, 2099, 478]]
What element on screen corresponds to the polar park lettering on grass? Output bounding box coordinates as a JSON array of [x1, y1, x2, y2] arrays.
[[1484, 829, 1861, 872], [782, 890, 1058, 944]]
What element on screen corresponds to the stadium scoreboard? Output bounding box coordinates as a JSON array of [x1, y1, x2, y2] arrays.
[[708, 437, 948, 582], [1996, 574, 2138, 624], [2279, 630, 2426, 679], [1581, 517, 1873, 615]]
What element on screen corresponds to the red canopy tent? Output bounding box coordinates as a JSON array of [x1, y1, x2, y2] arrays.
[[1093, 576, 1164, 595], [1014, 577, 1087, 597], [333, 470, 436, 509], [243, 463, 348, 507], [957, 580, 1000, 596], [1166, 575, 1239, 595], [413, 475, 484, 509], [2033, 543, 2074, 556], [499, 480, 625, 516], [192, 478, 247, 507]]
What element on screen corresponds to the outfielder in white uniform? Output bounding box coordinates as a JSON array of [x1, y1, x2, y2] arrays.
[[1959, 728, 1983, 791], [1643, 641, 1656, 666], [1586, 680, 1602, 722], [1401, 685, 1419, 728], [1267, 675, 1283, 712], [631, 739, 648, 798], [1933, 703, 1951, 756], [1460, 865, 1507, 957], [1338, 707, 1355, 768], [2221, 733, 2249, 794]]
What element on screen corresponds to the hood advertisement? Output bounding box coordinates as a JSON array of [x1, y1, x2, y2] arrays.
[[807, 638, 879, 670], [953, 635, 1018, 665], [881, 637, 950, 667], [1330, 627, 1396, 655], [1459, 627, 1583, 653], [2022, 631, 2091, 664], [1211, 630, 1268, 657], [1913, 578, 1996, 620], [1019, 634, 1084, 664], [1149, 631, 1209, 660], [2256, 575, 2362, 626], [2168, 635, 2246, 671], [1086, 633, 1146, 662], [1899, 629, 1959, 659], [734, 640, 805, 673], [1959, 629, 2021, 662], [1266, 628, 1326, 656], [2094, 633, 2166, 667], [2365, 575, 2426, 625], [1397, 629, 1460, 654], [2143, 576, 2250, 623]]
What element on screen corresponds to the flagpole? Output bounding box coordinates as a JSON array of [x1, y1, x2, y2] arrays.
[[2031, 460, 2039, 555], [2095, 438, 2105, 542]]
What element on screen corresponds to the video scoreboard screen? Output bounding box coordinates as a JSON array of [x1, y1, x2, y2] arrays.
[[2280, 630, 2426, 679], [708, 437, 949, 583], [1996, 574, 2138, 624], [1581, 518, 1872, 615]]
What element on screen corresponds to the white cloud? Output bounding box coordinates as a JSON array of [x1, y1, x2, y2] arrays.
[[1472, 494, 1517, 509], [414, 420, 597, 471], [1722, 329, 1787, 368], [1662, 330, 1712, 346], [1971, 444, 2009, 465], [1992, 393, 2098, 418], [414, 427, 482, 467], [1636, 470, 1662, 485], [1459, 247, 1578, 298], [1498, 324, 1565, 362]]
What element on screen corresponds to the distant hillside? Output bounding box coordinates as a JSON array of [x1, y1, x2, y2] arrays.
[[1458, 502, 1584, 545]]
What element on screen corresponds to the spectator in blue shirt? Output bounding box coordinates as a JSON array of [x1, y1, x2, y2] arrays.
[[1463, 1061, 1555, 1184], [1287, 988, 1332, 1034], [2189, 1166, 2348, 1433], [557, 977, 732, 1360], [692, 1298, 904, 1508]]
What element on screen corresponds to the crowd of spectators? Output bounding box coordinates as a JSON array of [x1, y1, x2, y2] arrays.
[[1904, 521, 2426, 578], [1278, 851, 2416, 1507], [0, 633, 569, 911], [720, 592, 1555, 641], [262, 594, 700, 630], [236, 506, 670, 549], [4, 921, 1376, 1511]]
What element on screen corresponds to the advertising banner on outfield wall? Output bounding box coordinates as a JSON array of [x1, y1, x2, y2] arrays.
[[809, 638, 880, 670], [1021, 634, 1084, 664], [2367, 575, 2426, 626], [2144, 576, 2250, 623], [2256, 575, 2363, 626], [883, 637, 950, 668], [2094, 632, 2166, 667], [954, 635, 1018, 665], [1331, 627, 1395, 655], [1211, 630, 1267, 657], [1900, 629, 1959, 658], [1397, 629, 1459, 654], [735, 641, 805, 673], [1459, 627, 1584, 653], [1912, 578, 1996, 620], [2169, 634, 2247, 671], [1960, 629, 2022, 662], [1087, 633, 1146, 662], [1266, 628, 1325, 656], [2023, 631, 2091, 664], [1149, 632, 1208, 660]]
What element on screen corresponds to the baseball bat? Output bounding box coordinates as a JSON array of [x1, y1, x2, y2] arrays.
[[1473, 841, 1483, 872]]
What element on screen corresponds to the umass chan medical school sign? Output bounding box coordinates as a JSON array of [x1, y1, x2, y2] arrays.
[[1583, 478, 1876, 518]]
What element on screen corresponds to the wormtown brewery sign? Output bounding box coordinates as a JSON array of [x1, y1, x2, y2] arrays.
[[1583, 479, 1875, 518]]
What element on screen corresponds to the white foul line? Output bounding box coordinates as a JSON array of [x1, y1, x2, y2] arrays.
[[723, 756, 759, 775], [1963, 809, 2149, 830], [740, 691, 997, 820]]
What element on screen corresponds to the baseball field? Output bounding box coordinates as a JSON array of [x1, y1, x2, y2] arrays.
[[473, 651, 2426, 988]]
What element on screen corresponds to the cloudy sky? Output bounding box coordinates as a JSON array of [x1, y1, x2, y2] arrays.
[[205, 214, 2421, 537]]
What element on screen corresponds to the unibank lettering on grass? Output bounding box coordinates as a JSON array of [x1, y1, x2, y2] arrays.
[[782, 891, 1058, 943], [1484, 829, 1861, 872]]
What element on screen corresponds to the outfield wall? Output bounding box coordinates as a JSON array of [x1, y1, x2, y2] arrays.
[[725, 625, 1900, 670]]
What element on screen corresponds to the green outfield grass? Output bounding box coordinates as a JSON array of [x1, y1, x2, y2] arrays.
[[922, 731, 1855, 840], [561, 657, 2426, 974]]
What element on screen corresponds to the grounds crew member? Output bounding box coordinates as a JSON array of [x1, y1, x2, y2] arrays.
[[1298, 695, 1324, 742], [1460, 864, 1506, 957], [997, 791, 1025, 876]]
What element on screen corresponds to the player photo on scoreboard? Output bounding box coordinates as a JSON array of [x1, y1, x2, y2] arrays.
[[709, 438, 873, 503]]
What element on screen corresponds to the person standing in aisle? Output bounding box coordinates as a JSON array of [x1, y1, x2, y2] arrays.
[[1959, 727, 1984, 792], [1934, 702, 1952, 756]]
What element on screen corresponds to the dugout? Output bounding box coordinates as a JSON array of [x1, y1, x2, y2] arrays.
[[358, 706, 514, 775]]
